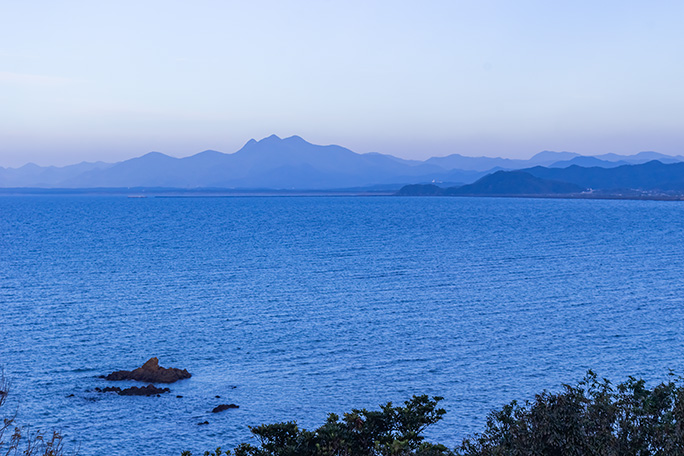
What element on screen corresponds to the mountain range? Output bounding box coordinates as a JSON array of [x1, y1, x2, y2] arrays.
[[398, 161, 684, 197], [1, 135, 683, 190]]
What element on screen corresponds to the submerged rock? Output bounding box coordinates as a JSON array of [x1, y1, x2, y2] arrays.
[[212, 404, 239, 413], [95, 384, 170, 396], [95, 386, 123, 393], [103, 357, 191, 383], [197, 421, 209, 426], [119, 384, 170, 396]]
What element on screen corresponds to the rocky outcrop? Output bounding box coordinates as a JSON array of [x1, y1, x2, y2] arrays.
[[96, 386, 123, 393], [103, 357, 191, 383], [119, 385, 170, 396], [212, 404, 239, 413], [95, 384, 170, 396]]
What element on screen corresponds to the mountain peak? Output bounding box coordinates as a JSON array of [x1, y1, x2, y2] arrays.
[[261, 134, 282, 142], [529, 150, 580, 162], [17, 162, 42, 170], [139, 151, 172, 159], [284, 135, 307, 143], [185, 149, 227, 161]]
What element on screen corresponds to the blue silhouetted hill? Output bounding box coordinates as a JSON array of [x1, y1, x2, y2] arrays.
[[446, 171, 585, 195], [524, 160, 684, 191], [1, 135, 683, 190], [397, 172, 584, 195], [548, 156, 628, 168], [396, 184, 446, 196], [397, 161, 684, 196], [5, 135, 481, 190]]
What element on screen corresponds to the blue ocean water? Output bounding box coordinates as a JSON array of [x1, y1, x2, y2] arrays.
[[1, 196, 684, 455]]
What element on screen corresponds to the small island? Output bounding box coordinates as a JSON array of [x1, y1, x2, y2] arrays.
[[102, 357, 191, 383]]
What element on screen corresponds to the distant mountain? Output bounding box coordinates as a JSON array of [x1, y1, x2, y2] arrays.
[[528, 150, 581, 164], [548, 152, 684, 169], [425, 154, 528, 172], [549, 156, 628, 168], [1, 136, 682, 190], [426, 150, 684, 172], [424, 150, 580, 172], [397, 160, 684, 197], [18, 135, 459, 189], [447, 171, 584, 195], [0, 161, 112, 187], [525, 160, 684, 191], [397, 171, 584, 196], [396, 184, 446, 196], [594, 151, 684, 164]]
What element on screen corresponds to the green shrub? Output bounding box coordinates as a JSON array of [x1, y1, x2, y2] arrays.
[[187, 371, 684, 456], [183, 395, 452, 456], [459, 370, 684, 456]]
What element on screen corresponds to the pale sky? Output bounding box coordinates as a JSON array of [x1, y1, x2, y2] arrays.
[[1, 1, 683, 167]]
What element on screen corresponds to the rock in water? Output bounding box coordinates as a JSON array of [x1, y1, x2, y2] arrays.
[[95, 386, 123, 393], [118, 384, 170, 396], [104, 357, 191, 383], [212, 404, 239, 413], [95, 384, 170, 396]]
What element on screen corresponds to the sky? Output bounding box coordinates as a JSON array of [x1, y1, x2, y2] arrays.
[[1, 0, 683, 167]]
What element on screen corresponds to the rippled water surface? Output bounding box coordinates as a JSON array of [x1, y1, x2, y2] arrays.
[[1, 196, 684, 455]]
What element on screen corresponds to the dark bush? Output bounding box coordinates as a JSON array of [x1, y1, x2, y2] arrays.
[[458, 370, 684, 456], [183, 395, 451, 456], [186, 371, 684, 456]]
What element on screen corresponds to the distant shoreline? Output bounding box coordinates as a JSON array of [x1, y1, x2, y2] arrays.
[[0, 187, 396, 197], [1, 187, 683, 201]]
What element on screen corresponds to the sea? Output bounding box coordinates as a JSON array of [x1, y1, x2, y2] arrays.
[[1, 195, 683, 455]]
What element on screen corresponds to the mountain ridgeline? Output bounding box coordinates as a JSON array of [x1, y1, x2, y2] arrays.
[[1, 135, 683, 195], [398, 161, 684, 197], [0, 135, 481, 190]]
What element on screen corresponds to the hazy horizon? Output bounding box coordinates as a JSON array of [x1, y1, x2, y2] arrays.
[[2, 1, 683, 167], [1, 133, 679, 170]]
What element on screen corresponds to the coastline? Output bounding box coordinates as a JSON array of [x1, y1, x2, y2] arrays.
[[0, 187, 683, 201]]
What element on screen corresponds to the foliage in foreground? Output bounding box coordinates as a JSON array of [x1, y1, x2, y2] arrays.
[[183, 395, 450, 456], [187, 371, 684, 456], [459, 370, 684, 456], [0, 373, 66, 456]]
